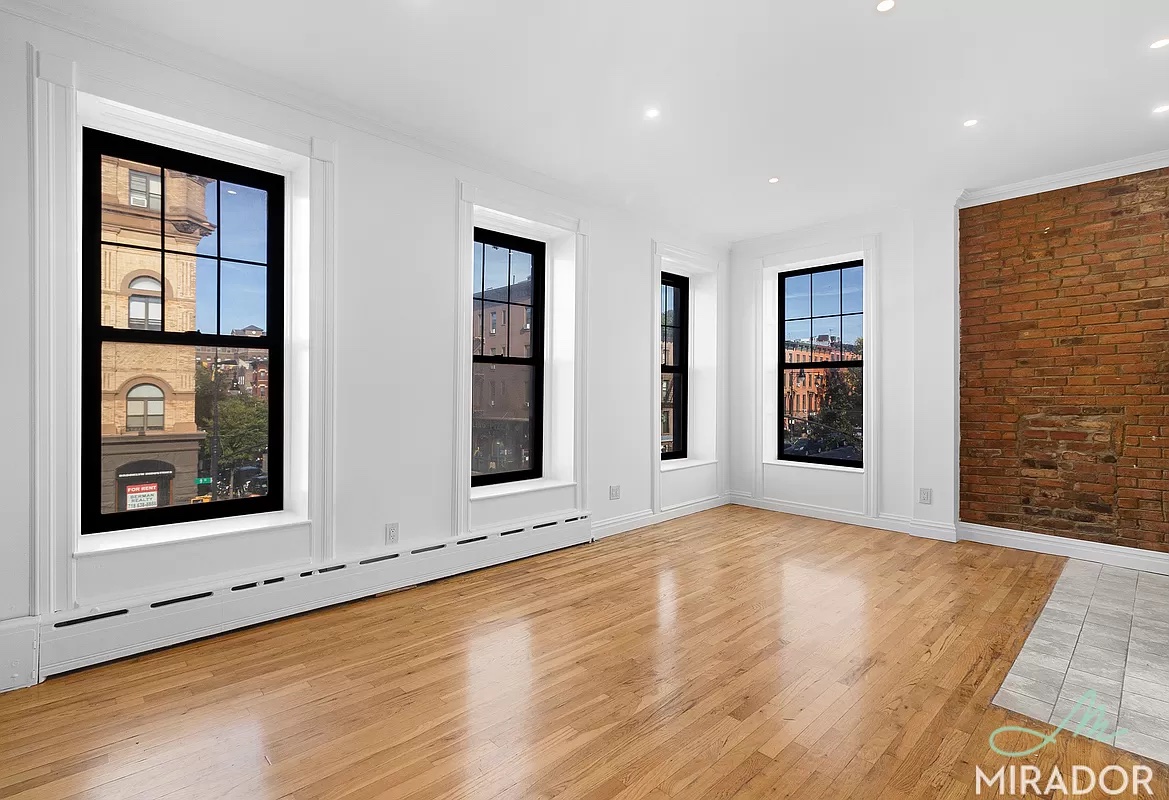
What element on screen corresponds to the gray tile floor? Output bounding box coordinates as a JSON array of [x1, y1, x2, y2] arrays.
[[993, 559, 1169, 765]]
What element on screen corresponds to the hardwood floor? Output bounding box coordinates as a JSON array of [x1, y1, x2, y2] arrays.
[[1, 505, 1166, 799]]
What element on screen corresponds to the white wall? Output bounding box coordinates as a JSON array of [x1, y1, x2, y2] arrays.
[[728, 201, 960, 542], [0, 6, 729, 680]]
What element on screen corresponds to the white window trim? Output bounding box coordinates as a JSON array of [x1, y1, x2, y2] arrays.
[[754, 236, 881, 517], [454, 181, 590, 535], [650, 241, 723, 513], [30, 53, 336, 613]]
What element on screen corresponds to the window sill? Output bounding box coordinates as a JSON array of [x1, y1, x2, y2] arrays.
[[661, 457, 717, 473], [763, 459, 864, 473], [470, 478, 576, 501], [75, 510, 310, 557]]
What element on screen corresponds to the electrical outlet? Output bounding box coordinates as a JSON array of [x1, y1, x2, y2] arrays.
[[919, 488, 932, 505], [386, 522, 400, 545], [609, 484, 621, 501]]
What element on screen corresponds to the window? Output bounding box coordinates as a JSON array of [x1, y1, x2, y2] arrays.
[[661, 272, 688, 459], [471, 228, 544, 486], [779, 260, 863, 467], [125, 383, 165, 431], [128, 275, 162, 330], [129, 169, 162, 210], [82, 129, 285, 533]]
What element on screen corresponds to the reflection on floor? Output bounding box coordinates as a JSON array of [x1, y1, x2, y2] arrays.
[[994, 558, 1169, 765], [3, 506, 1168, 798]]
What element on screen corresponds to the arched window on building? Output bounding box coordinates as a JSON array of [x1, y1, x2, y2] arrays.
[[126, 383, 165, 431], [128, 276, 162, 331]]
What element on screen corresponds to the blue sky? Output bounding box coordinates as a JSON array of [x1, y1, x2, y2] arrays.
[[192, 182, 268, 334]]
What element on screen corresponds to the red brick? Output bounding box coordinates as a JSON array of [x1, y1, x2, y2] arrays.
[[960, 166, 1169, 552]]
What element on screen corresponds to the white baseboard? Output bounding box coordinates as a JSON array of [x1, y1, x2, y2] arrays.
[[729, 497, 957, 542], [958, 521, 1169, 576], [591, 495, 729, 540], [0, 618, 39, 693], [36, 517, 591, 678]]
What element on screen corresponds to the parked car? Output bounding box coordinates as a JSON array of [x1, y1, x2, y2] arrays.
[[242, 474, 268, 497]]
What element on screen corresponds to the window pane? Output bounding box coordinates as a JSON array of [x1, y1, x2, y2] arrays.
[[782, 366, 863, 465], [163, 169, 217, 255], [507, 304, 532, 357], [102, 245, 161, 330], [100, 342, 198, 512], [472, 299, 484, 356], [163, 253, 218, 333], [812, 316, 842, 361], [661, 373, 680, 454], [473, 242, 484, 295], [483, 301, 505, 356], [784, 274, 811, 319], [483, 244, 509, 297], [102, 157, 161, 245], [192, 347, 272, 504], [662, 284, 677, 325], [220, 183, 268, 263], [662, 325, 681, 367], [510, 250, 533, 301], [471, 363, 534, 478], [783, 319, 811, 363], [219, 262, 267, 336], [842, 314, 863, 359], [812, 269, 841, 317], [842, 266, 863, 314]]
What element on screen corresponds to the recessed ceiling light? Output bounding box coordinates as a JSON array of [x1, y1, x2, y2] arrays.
[[1151, 39, 1169, 49], [876, 0, 895, 11], [768, 177, 780, 184], [964, 119, 979, 127], [644, 107, 661, 120], [1155, 105, 1169, 114]]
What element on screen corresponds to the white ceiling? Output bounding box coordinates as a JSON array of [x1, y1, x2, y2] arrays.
[[31, 0, 1169, 242]]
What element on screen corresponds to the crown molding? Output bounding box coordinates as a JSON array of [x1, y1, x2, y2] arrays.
[[958, 148, 1169, 209]]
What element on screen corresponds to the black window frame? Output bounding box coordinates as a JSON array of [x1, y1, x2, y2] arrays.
[[661, 271, 689, 460], [471, 227, 545, 487], [82, 128, 285, 534], [777, 259, 864, 469]]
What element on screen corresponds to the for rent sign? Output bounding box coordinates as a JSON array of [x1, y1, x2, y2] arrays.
[[125, 482, 159, 510]]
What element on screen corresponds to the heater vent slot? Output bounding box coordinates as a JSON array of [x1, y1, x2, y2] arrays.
[[231, 583, 258, 592], [150, 592, 213, 609], [54, 609, 129, 628], [564, 517, 580, 523], [533, 521, 558, 530], [457, 536, 487, 545], [500, 528, 525, 536], [412, 544, 445, 555], [319, 565, 346, 574], [360, 553, 400, 565], [263, 578, 285, 585], [300, 571, 314, 578]]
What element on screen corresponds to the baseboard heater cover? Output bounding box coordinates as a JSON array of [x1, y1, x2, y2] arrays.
[[37, 515, 592, 677]]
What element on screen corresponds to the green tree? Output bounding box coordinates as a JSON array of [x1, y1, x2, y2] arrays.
[[216, 396, 269, 475], [810, 338, 863, 452]]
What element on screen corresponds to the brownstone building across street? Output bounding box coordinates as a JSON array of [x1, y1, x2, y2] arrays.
[[96, 151, 273, 515]]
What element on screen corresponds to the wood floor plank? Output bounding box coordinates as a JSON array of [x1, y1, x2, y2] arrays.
[[0, 505, 1166, 799]]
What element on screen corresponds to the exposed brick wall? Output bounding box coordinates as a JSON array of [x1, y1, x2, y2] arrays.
[[959, 168, 1169, 552]]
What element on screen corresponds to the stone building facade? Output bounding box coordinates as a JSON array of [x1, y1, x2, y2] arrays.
[[98, 156, 212, 512]]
